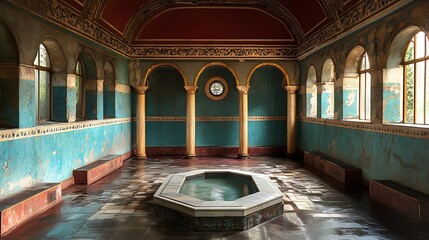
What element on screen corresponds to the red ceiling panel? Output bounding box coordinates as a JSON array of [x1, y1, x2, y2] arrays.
[[275, 0, 327, 35], [100, 0, 150, 35], [134, 8, 295, 45]]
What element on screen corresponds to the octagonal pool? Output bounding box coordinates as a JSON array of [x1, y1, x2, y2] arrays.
[[153, 169, 284, 231]]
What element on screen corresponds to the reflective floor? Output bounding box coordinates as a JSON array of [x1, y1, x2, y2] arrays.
[[5, 157, 429, 240]]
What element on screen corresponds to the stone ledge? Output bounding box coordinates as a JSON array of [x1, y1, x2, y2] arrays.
[[304, 151, 361, 184], [0, 183, 62, 237], [369, 180, 429, 223], [73, 153, 131, 185]]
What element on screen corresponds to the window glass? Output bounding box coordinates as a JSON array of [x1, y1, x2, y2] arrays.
[[34, 44, 51, 122]]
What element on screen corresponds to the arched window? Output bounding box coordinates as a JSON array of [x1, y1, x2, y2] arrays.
[[34, 44, 51, 122], [306, 66, 317, 118], [321, 59, 335, 119], [358, 52, 371, 120], [75, 60, 84, 119], [403, 31, 429, 124]]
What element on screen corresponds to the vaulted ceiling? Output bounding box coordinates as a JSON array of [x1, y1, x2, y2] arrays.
[[60, 0, 361, 46]]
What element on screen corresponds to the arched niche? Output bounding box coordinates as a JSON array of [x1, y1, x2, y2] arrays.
[[194, 62, 239, 147], [343, 45, 366, 119], [306, 65, 317, 118], [247, 64, 287, 148], [246, 62, 290, 87], [40, 39, 68, 122], [0, 20, 19, 128], [79, 51, 99, 120], [145, 63, 187, 148], [321, 58, 335, 119], [103, 60, 116, 118]]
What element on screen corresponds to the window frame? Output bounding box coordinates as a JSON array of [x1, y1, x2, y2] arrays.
[[402, 31, 429, 125], [358, 51, 371, 121], [34, 44, 52, 122]]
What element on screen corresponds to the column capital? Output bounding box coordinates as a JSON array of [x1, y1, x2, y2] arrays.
[[134, 85, 148, 95], [236, 85, 250, 94], [285, 85, 299, 93], [184, 85, 198, 94]]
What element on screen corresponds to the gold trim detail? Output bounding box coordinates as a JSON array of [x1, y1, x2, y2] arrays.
[[0, 118, 132, 143], [246, 62, 290, 86], [143, 62, 187, 86], [130, 47, 297, 58], [194, 62, 239, 86], [145, 116, 287, 122], [205, 77, 229, 101]]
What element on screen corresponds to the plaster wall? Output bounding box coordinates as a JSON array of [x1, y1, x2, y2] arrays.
[[297, 0, 429, 194], [0, 3, 134, 199]]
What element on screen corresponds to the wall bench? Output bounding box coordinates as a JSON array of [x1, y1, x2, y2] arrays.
[[73, 154, 126, 185], [304, 151, 361, 184], [0, 183, 62, 237], [369, 180, 429, 223]]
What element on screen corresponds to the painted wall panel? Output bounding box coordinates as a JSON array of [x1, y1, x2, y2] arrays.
[[0, 122, 133, 199], [196, 67, 238, 146], [19, 79, 35, 128], [146, 69, 186, 147], [0, 78, 19, 127], [248, 67, 286, 146]]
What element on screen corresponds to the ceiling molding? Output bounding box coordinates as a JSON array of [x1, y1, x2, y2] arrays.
[[82, 0, 107, 20], [5, 0, 411, 59], [123, 0, 305, 44]]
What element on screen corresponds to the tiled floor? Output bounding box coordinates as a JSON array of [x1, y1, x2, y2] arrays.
[[5, 157, 429, 240]]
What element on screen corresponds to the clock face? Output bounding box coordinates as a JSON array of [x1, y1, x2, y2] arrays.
[[209, 81, 224, 96]]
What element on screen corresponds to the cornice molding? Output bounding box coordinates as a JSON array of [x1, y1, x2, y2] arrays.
[[297, 0, 403, 55], [300, 117, 429, 139], [0, 118, 132, 143], [6, 0, 411, 59], [128, 46, 298, 58]]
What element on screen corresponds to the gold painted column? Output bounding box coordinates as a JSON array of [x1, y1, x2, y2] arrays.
[[237, 86, 250, 159], [184, 86, 198, 158], [135, 86, 148, 159], [285, 86, 299, 155]]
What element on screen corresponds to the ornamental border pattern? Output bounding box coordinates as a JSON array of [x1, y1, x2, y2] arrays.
[[297, 0, 401, 55], [9, 0, 405, 58], [300, 117, 429, 139], [0, 118, 132, 143], [146, 116, 287, 122]]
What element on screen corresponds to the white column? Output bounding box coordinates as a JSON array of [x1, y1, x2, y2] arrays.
[[134, 86, 148, 159], [285, 86, 299, 155], [237, 86, 250, 159], [184, 86, 198, 158]]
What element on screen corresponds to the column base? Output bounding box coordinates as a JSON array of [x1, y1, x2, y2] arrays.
[[184, 155, 197, 159], [134, 155, 147, 160], [236, 154, 249, 159]]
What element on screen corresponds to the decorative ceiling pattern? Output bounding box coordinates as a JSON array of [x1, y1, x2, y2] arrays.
[[8, 0, 406, 58]]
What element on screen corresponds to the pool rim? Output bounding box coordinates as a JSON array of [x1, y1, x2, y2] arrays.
[[153, 169, 283, 217]]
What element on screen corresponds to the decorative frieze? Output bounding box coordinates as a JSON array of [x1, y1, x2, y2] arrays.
[[300, 117, 429, 139], [298, 0, 403, 55], [145, 116, 287, 122], [9, 0, 409, 58], [0, 118, 132, 142], [128, 47, 298, 58]]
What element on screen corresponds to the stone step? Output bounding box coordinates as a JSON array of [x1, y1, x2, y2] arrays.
[[0, 183, 62, 237]]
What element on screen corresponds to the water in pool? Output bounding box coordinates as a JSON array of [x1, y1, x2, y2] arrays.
[[179, 175, 257, 201]]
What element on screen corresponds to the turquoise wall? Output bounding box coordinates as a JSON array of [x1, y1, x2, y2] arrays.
[[146, 69, 186, 147], [248, 67, 286, 147], [196, 67, 239, 147], [298, 121, 429, 193], [0, 122, 132, 198]]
